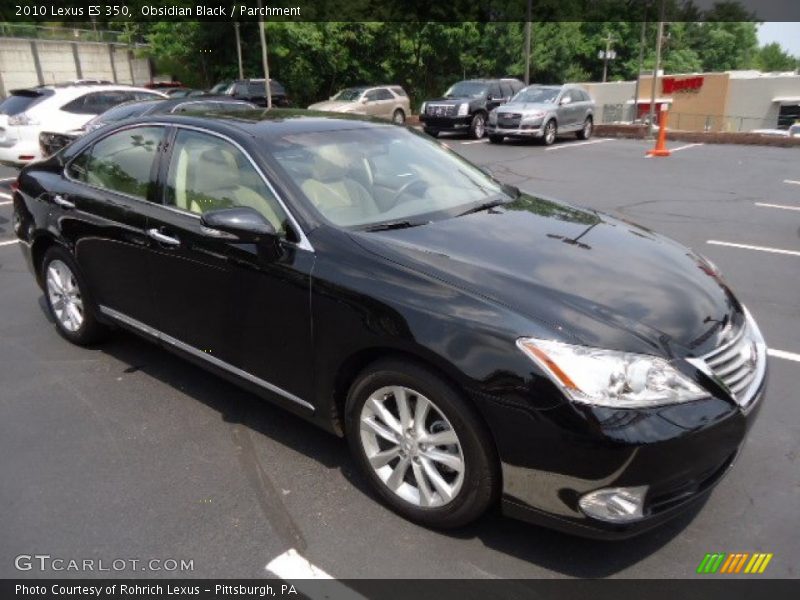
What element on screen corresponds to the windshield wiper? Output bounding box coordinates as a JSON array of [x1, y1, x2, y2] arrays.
[[363, 220, 428, 232], [457, 198, 508, 217]]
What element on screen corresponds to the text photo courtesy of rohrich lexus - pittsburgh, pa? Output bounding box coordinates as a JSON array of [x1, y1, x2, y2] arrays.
[[0, 1, 799, 599]]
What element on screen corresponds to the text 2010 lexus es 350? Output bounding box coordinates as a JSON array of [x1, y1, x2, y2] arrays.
[[13, 110, 767, 538]]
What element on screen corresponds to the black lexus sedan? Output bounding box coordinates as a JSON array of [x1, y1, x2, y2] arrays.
[[12, 110, 767, 538]]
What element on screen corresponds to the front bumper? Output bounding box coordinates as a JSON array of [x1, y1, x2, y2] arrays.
[[487, 124, 544, 138], [477, 363, 767, 539], [420, 116, 472, 132]]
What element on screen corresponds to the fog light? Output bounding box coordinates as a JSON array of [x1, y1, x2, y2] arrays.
[[579, 486, 648, 523]]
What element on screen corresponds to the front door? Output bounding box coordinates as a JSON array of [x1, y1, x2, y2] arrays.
[[145, 127, 316, 410]]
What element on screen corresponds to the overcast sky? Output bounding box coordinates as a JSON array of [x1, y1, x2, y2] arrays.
[[758, 22, 800, 56]]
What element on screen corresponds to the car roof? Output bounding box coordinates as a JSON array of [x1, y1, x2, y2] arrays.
[[117, 109, 395, 140], [21, 85, 166, 103]]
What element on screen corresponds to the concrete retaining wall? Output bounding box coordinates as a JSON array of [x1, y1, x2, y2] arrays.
[[0, 37, 151, 96]]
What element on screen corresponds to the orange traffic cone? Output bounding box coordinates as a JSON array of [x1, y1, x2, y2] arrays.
[[646, 105, 671, 157]]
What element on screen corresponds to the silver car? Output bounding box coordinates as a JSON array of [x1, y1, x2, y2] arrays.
[[487, 84, 595, 145]]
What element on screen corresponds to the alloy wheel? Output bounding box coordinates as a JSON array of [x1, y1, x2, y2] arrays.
[[545, 121, 556, 144], [46, 259, 84, 332], [473, 115, 485, 138], [583, 119, 592, 138], [359, 386, 465, 508], [393, 110, 405, 124]]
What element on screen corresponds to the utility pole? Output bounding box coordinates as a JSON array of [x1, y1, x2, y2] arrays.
[[599, 33, 616, 83], [234, 22, 244, 80], [524, 0, 532, 85], [632, 18, 647, 122], [257, 0, 272, 109], [648, 0, 666, 135]]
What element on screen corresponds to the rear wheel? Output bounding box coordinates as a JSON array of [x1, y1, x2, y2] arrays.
[[469, 113, 486, 139], [424, 128, 440, 138], [392, 109, 406, 124], [577, 117, 593, 140], [488, 135, 504, 144], [42, 246, 109, 346], [345, 359, 498, 528]]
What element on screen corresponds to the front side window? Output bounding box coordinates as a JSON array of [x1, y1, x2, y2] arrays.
[[376, 89, 394, 101], [334, 88, 365, 102], [164, 129, 288, 233], [68, 126, 164, 199], [269, 126, 506, 228]]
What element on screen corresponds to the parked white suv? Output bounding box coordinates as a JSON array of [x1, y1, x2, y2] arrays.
[[0, 84, 165, 166]]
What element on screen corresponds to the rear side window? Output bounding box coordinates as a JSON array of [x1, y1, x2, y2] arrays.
[[61, 91, 135, 115], [0, 89, 54, 115], [68, 126, 164, 199], [375, 89, 394, 101], [390, 87, 407, 97]]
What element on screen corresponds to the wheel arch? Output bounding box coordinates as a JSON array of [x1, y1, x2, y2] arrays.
[[31, 233, 62, 288]]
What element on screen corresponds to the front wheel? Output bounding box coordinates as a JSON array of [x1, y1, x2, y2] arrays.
[[541, 120, 557, 145], [392, 109, 406, 124], [345, 359, 498, 528], [42, 246, 110, 345], [469, 113, 486, 139], [577, 117, 593, 140]]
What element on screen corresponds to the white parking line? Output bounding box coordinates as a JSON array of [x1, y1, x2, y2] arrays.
[[0, 193, 12, 200], [0, 200, 11, 206], [0, 240, 19, 247], [768, 349, 800, 363], [755, 202, 800, 212], [545, 138, 613, 151], [266, 549, 367, 599], [707, 240, 800, 257], [461, 139, 488, 145], [0, 177, 16, 182], [784, 180, 800, 186], [669, 142, 704, 153]]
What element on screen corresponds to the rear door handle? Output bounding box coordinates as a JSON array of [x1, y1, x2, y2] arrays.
[[147, 228, 181, 246], [53, 194, 75, 209]]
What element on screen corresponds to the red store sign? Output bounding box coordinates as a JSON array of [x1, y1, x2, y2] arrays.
[[662, 76, 704, 94]]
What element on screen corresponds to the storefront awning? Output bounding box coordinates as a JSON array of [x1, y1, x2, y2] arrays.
[[772, 96, 800, 104]]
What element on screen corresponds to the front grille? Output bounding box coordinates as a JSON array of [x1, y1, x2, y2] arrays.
[[498, 113, 521, 128], [426, 104, 456, 117], [701, 320, 761, 406]]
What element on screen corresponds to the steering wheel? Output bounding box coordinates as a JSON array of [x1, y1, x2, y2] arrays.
[[388, 178, 427, 208]]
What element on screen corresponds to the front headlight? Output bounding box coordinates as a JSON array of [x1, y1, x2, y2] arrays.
[[457, 103, 469, 116], [522, 111, 546, 122], [517, 338, 707, 408], [420, 102, 427, 114]]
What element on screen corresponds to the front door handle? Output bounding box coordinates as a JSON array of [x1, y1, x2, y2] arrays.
[[53, 194, 75, 209], [147, 228, 181, 246]]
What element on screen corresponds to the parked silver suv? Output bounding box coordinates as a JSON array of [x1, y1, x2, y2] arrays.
[[487, 84, 595, 145]]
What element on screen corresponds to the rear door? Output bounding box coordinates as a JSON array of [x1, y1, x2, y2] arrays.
[[61, 124, 166, 326], [144, 126, 316, 410]]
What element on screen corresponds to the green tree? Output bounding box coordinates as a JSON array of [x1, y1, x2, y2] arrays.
[[755, 43, 799, 72]]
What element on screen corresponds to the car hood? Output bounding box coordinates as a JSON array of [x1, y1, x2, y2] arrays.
[[497, 102, 554, 114], [350, 194, 740, 358], [308, 100, 359, 112]]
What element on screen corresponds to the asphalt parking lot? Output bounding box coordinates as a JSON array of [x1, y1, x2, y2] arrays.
[[0, 135, 798, 582]]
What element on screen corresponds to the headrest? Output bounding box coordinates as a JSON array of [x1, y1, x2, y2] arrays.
[[192, 145, 238, 191], [310, 145, 348, 182]]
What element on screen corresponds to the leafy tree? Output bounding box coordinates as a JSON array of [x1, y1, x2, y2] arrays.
[[755, 43, 799, 72]]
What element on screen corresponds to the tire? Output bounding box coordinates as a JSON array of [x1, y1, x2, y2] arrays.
[[42, 246, 110, 346], [469, 113, 486, 139], [576, 117, 593, 140], [392, 109, 406, 124], [423, 128, 439, 138], [541, 119, 557, 146], [345, 359, 498, 529], [488, 135, 504, 144]]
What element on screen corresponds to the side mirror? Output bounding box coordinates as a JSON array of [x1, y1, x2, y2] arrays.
[[201, 207, 277, 243], [560, 96, 572, 105], [360, 97, 369, 104]]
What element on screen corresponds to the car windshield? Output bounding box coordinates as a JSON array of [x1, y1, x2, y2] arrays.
[[444, 82, 488, 99], [83, 101, 158, 130], [268, 125, 507, 228], [512, 87, 561, 104], [333, 88, 365, 101]]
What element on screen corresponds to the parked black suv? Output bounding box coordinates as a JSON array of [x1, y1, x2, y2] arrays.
[[419, 78, 524, 139], [224, 79, 290, 107]]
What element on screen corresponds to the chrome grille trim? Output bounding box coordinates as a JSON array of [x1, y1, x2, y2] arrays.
[[693, 312, 766, 410]]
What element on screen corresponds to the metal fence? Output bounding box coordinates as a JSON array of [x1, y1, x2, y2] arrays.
[[0, 23, 145, 45], [596, 103, 781, 133]]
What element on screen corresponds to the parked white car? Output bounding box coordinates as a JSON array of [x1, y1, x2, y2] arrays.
[[0, 83, 165, 166]]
